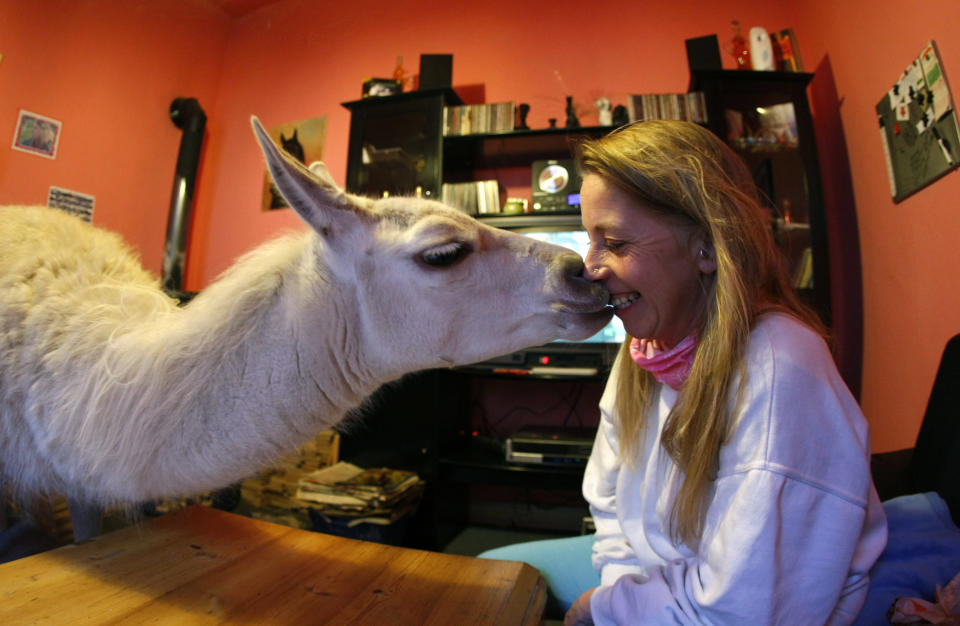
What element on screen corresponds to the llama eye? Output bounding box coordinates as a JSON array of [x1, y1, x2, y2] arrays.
[[420, 242, 471, 267]]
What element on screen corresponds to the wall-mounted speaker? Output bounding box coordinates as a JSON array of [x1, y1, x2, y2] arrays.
[[685, 35, 722, 72], [419, 54, 453, 91]]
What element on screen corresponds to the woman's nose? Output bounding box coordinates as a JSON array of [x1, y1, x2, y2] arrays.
[[583, 249, 605, 281]]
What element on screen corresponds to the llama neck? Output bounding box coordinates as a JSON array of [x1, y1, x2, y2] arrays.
[[125, 233, 385, 499], [185, 232, 383, 422]]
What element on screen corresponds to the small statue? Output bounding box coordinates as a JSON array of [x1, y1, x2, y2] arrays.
[[515, 103, 531, 130], [564, 96, 580, 128], [594, 97, 612, 126]]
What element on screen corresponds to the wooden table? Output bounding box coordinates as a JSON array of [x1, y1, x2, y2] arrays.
[[0, 506, 546, 624]]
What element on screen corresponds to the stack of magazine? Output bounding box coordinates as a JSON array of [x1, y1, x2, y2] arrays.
[[296, 461, 423, 521]]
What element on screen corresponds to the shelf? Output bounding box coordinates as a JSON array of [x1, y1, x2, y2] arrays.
[[439, 445, 586, 490], [454, 364, 606, 381], [688, 69, 814, 95], [341, 88, 463, 111], [474, 212, 583, 229], [445, 124, 614, 142], [443, 125, 613, 172]]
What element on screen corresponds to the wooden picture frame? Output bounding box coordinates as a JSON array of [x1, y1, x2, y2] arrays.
[[362, 78, 401, 98], [12, 109, 62, 159]]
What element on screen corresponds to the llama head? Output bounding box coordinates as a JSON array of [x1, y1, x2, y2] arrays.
[[251, 116, 612, 372]]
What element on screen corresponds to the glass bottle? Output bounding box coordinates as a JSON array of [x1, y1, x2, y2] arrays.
[[392, 56, 407, 91], [730, 21, 752, 70]]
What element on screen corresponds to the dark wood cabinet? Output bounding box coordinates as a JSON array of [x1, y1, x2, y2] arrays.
[[691, 69, 862, 396], [342, 89, 462, 199], [338, 75, 863, 548]]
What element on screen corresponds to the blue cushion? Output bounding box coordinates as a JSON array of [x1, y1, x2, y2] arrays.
[[854, 492, 960, 624]]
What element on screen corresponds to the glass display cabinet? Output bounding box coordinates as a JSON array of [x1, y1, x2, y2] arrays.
[[691, 69, 863, 398], [692, 70, 829, 323], [342, 89, 462, 198]]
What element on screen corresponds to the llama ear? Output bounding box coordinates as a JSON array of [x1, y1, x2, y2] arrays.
[[250, 116, 367, 235], [307, 161, 337, 187]]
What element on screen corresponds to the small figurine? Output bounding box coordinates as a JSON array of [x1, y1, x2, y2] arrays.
[[516, 103, 531, 130], [564, 96, 580, 128], [594, 97, 612, 126]]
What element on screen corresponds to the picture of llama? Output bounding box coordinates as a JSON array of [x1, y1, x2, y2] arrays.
[[0, 116, 612, 541]]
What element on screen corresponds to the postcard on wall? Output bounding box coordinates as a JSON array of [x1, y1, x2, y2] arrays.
[[12, 110, 62, 159], [876, 40, 960, 202], [260, 115, 327, 211], [48, 186, 94, 222]]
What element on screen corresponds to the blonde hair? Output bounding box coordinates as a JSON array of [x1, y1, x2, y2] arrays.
[[576, 120, 824, 545]]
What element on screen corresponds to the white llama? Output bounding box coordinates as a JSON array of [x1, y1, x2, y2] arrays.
[[0, 117, 612, 540]]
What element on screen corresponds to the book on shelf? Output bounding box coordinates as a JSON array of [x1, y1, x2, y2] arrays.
[[792, 246, 814, 289], [443, 102, 516, 136], [441, 179, 501, 215], [627, 92, 707, 124], [770, 28, 804, 72]]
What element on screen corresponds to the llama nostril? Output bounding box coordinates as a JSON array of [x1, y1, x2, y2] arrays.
[[559, 252, 586, 278]]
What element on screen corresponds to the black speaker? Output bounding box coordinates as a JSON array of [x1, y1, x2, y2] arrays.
[[419, 54, 453, 90], [685, 35, 722, 72]]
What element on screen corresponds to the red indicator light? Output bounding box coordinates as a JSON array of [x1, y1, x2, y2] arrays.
[[540, 356, 550, 365]]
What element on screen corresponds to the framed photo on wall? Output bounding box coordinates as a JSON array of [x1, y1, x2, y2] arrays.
[[12, 109, 62, 159], [362, 78, 401, 98], [260, 115, 327, 211], [876, 40, 960, 202]]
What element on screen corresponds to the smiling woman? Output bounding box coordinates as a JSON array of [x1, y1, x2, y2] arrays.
[[480, 120, 886, 626], [580, 174, 713, 350]]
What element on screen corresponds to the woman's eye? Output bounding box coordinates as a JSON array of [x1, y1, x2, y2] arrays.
[[420, 241, 471, 267], [603, 239, 624, 251]]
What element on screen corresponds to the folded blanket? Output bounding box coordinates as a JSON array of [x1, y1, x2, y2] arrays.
[[855, 493, 960, 625], [889, 569, 959, 624]]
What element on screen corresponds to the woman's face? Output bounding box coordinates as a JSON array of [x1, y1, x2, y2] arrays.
[[580, 174, 715, 349]]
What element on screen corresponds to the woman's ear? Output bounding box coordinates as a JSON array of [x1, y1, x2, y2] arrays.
[[692, 235, 717, 275]]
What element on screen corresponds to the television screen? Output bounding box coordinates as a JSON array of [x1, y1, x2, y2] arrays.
[[518, 227, 626, 345]]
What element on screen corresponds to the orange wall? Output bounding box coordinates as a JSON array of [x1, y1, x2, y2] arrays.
[[787, 0, 960, 451], [0, 0, 229, 272], [190, 0, 797, 291], [3, 0, 958, 452]]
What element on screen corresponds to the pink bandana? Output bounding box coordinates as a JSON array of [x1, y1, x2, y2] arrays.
[[629, 334, 698, 390]]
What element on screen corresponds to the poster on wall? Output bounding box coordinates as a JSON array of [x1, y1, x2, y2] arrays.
[[876, 40, 960, 202], [48, 186, 94, 222], [11, 109, 62, 159], [260, 116, 327, 211]]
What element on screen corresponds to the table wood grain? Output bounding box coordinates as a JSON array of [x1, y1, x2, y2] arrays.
[[0, 505, 546, 624]]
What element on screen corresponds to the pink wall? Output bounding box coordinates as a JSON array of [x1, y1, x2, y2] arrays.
[[190, 0, 797, 289], [788, 0, 960, 451], [0, 0, 229, 273], [3, 0, 957, 452]]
